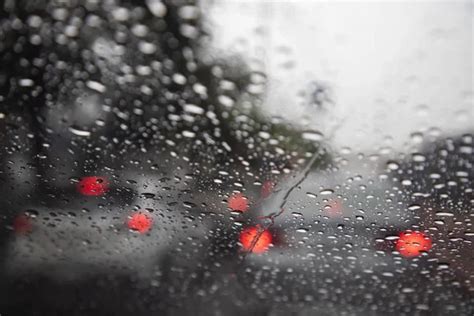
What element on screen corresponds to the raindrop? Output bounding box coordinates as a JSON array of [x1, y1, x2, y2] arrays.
[[435, 211, 454, 217], [410, 132, 424, 144], [306, 192, 317, 198], [182, 130, 196, 138], [408, 204, 421, 211], [141, 193, 156, 199], [146, 0, 167, 17], [184, 104, 205, 115], [139, 41, 157, 54], [412, 153, 426, 162], [437, 263, 450, 270], [218, 95, 234, 107], [386, 161, 400, 170], [319, 189, 334, 195], [178, 5, 200, 20], [86, 80, 106, 93], [69, 126, 91, 137], [258, 131, 271, 139], [19, 78, 34, 87], [302, 130, 324, 142], [112, 7, 130, 21]]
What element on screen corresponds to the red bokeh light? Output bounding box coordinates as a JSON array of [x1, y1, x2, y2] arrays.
[[228, 193, 249, 212], [396, 231, 432, 258], [77, 176, 109, 196], [13, 214, 32, 234], [127, 212, 153, 233], [324, 199, 343, 218], [261, 180, 275, 198], [239, 225, 272, 254]]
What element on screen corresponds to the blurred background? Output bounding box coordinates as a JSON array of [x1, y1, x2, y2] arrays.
[[0, 0, 472, 315]]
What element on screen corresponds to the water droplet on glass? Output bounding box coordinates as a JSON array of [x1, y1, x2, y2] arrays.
[[306, 192, 317, 198], [319, 189, 334, 195], [408, 204, 421, 211], [302, 130, 324, 142], [69, 126, 91, 137], [86, 80, 106, 93], [146, 0, 167, 17]]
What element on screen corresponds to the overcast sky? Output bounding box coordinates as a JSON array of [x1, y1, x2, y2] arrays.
[[206, 0, 473, 153]]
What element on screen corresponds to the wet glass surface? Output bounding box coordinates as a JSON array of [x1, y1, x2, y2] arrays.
[[0, 0, 473, 315]]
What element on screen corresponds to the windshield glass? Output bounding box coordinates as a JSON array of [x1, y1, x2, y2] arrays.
[[0, 0, 473, 315]]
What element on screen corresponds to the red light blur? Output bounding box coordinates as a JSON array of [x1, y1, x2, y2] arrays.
[[77, 176, 109, 196], [127, 212, 153, 233], [13, 214, 32, 234], [396, 231, 432, 258], [261, 180, 275, 198], [239, 225, 272, 254], [324, 199, 343, 218], [228, 193, 249, 212]]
